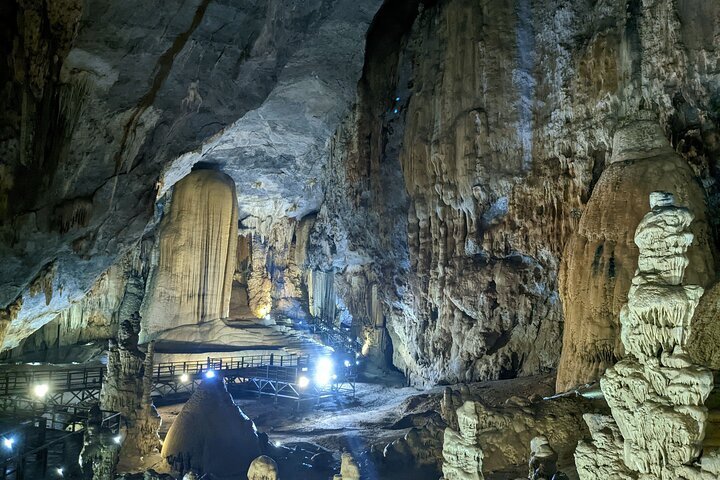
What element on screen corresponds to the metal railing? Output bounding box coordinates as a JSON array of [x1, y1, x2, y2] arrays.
[[0, 410, 122, 479]]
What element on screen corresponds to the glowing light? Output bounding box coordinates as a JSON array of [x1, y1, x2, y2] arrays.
[[180, 373, 189, 383], [344, 360, 351, 368], [113, 435, 122, 444], [3, 437, 14, 449], [314, 357, 334, 387], [395, 97, 400, 101], [33, 384, 49, 398], [298, 376, 310, 388], [205, 370, 216, 379], [57, 467, 64, 476], [274, 441, 282, 447], [393, 108, 399, 114]]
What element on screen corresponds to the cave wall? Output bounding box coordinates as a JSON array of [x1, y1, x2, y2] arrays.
[[312, 0, 720, 386], [0, 0, 382, 350]]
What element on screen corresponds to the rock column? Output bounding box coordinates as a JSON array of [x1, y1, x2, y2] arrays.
[[576, 192, 719, 480], [142, 170, 238, 337], [100, 313, 161, 464], [440, 401, 484, 480]]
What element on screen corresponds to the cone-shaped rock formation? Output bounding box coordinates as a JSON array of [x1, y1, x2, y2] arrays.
[[161, 377, 260, 478]]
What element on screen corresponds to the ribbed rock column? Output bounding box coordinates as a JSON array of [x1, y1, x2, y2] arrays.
[[142, 170, 238, 337], [575, 192, 719, 480], [556, 115, 715, 392]]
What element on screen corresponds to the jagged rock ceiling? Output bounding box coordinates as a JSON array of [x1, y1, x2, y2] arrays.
[[0, 0, 381, 348]]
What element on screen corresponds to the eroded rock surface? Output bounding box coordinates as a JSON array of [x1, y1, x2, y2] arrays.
[[556, 118, 715, 392], [577, 193, 718, 480], [0, 0, 382, 349], [310, 0, 720, 387]]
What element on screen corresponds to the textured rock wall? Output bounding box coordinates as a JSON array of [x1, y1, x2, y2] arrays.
[[11, 261, 126, 355], [243, 216, 311, 320], [0, 0, 382, 350], [141, 169, 238, 339], [312, 0, 720, 386]]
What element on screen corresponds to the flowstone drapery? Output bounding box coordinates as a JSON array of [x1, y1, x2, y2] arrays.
[[576, 192, 719, 480]]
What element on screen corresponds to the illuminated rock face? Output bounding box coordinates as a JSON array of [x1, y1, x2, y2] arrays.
[[247, 455, 278, 480], [141, 170, 238, 339], [576, 193, 717, 480], [339, 452, 362, 480], [556, 118, 715, 392], [441, 402, 484, 480]]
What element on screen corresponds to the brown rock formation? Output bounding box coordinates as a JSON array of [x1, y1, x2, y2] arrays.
[[687, 280, 720, 369], [142, 169, 238, 339], [556, 117, 716, 392], [161, 377, 260, 478]]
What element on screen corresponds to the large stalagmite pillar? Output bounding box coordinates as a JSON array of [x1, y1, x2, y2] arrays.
[[142, 170, 238, 338], [555, 115, 715, 392]]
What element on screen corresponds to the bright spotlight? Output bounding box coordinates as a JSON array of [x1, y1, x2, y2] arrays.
[[57, 467, 64, 476], [33, 384, 49, 398], [180, 373, 189, 383], [298, 376, 310, 388], [205, 370, 215, 379], [274, 441, 281, 447], [3, 437, 14, 449], [113, 435, 122, 445], [344, 360, 351, 368], [314, 357, 334, 387]]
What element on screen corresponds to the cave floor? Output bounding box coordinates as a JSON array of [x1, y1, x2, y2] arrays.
[[153, 371, 560, 479]]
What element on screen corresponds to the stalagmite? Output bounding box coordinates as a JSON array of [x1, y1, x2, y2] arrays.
[[441, 401, 484, 480], [576, 192, 718, 480], [528, 436, 567, 480], [339, 452, 362, 480], [556, 115, 715, 392], [100, 312, 161, 464], [141, 169, 238, 339], [247, 455, 279, 480], [161, 376, 260, 478], [248, 233, 273, 318]]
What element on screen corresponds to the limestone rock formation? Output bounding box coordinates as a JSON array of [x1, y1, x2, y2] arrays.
[[441, 401, 484, 480], [528, 436, 567, 480], [141, 170, 238, 339], [339, 452, 361, 480], [440, 387, 589, 475], [0, 0, 381, 351], [556, 117, 715, 392], [100, 313, 161, 462], [247, 455, 278, 480], [577, 192, 717, 480], [686, 281, 720, 369], [80, 404, 122, 480], [309, 0, 720, 388], [575, 414, 635, 480], [161, 376, 260, 478]]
